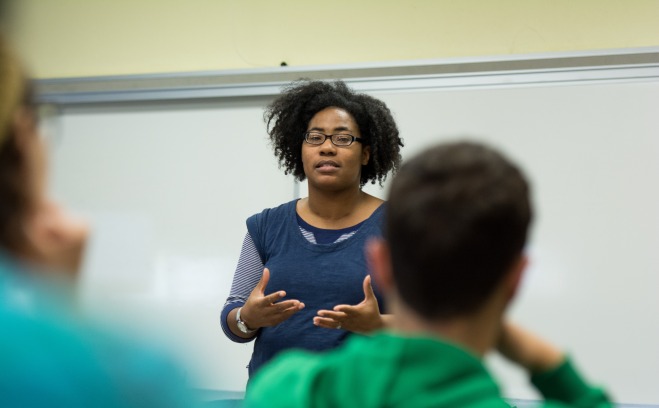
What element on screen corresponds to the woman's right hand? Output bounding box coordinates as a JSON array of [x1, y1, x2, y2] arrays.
[[240, 268, 305, 330]]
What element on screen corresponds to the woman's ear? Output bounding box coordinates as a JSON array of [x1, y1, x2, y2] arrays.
[[361, 145, 371, 166], [366, 238, 393, 293]]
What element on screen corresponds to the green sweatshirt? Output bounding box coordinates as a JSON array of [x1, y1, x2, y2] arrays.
[[244, 332, 612, 408]]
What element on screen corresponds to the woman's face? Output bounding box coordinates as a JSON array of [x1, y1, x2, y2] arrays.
[[301, 107, 370, 193], [13, 108, 89, 276]]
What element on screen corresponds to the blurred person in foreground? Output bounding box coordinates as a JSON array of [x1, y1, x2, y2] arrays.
[[0, 36, 199, 407], [244, 141, 612, 407]]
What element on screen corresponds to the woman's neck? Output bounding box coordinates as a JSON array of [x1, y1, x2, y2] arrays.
[[300, 187, 381, 229], [307, 186, 363, 218]]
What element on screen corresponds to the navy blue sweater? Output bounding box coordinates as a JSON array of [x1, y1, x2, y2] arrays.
[[225, 200, 386, 377]]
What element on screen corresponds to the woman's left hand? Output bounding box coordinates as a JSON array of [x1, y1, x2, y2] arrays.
[[314, 275, 385, 334]]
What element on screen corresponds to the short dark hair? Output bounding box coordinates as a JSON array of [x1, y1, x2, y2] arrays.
[[385, 141, 532, 319], [264, 79, 403, 187]]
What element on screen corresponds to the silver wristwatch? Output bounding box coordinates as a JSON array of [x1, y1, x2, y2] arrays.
[[236, 307, 257, 334]]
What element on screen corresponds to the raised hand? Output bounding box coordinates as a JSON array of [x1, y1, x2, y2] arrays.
[[240, 268, 305, 330], [314, 275, 384, 334]]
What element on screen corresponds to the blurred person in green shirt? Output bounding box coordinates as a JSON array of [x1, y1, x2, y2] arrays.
[[245, 141, 612, 408]]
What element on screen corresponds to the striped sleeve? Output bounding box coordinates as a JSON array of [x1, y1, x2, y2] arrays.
[[220, 231, 264, 343]]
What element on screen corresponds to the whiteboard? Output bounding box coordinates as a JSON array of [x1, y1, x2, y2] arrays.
[[46, 79, 659, 405], [371, 82, 659, 406]]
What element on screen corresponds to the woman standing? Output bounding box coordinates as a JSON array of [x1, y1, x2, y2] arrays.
[[220, 80, 403, 376]]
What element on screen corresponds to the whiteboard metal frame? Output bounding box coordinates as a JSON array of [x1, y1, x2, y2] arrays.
[[36, 47, 659, 105]]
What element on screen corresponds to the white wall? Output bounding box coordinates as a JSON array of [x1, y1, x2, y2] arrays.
[[10, 1, 659, 78], [47, 79, 659, 404]]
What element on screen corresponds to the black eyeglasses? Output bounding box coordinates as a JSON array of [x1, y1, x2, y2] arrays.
[[304, 131, 364, 147]]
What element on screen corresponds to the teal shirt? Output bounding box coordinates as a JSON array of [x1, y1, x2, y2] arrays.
[[245, 332, 612, 408], [0, 252, 200, 408]]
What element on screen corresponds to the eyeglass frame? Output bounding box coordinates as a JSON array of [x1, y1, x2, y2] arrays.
[[303, 131, 364, 147]]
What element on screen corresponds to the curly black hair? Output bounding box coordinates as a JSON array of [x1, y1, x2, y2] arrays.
[[264, 79, 404, 187]]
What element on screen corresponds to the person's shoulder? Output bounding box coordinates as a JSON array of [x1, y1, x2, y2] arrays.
[[249, 345, 345, 386], [247, 200, 297, 227], [247, 339, 363, 396], [90, 330, 198, 407], [244, 350, 322, 408], [249, 200, 297, 218], [0, 288, 199, 407], [362, 197, 386, 227], [252, 349, 320, 383], [373, 200, 386, 216], [2, 331, 193, 407]]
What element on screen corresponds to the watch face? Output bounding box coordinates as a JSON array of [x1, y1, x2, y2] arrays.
[[237, 320, 249, 333], [237, 307, 255, 333]]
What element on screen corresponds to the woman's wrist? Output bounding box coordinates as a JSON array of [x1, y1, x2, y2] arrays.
[[238, 306, 257, 331]]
